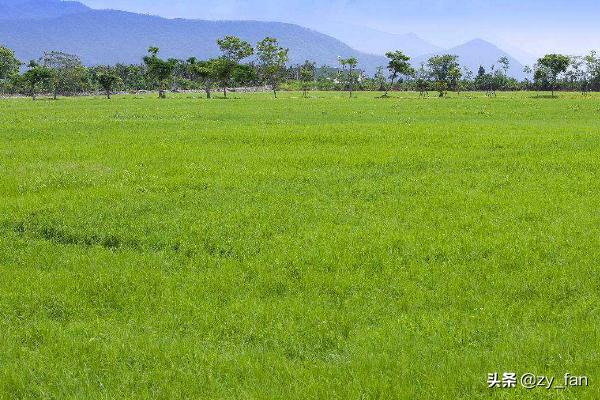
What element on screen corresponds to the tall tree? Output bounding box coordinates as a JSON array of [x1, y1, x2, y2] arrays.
[[40, 51, 87, 100], [338, 57, 359, 97], [537, 54, 570, 97], [448, 66, 463, 94], [21, 61, 53, 100], [0, 45, 21, 81], [384, 50, 414, 96], [256, 37, 289, 98], [427, 54, 460, 97], [96, 68, 120, 99], [216, 36, 253, 98], [299, 61, 315, 98], [187, 57, 219, 99], [143, 47, 177, 99]]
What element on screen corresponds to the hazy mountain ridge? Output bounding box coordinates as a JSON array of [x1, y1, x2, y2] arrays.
[[414, 39, 526, 79], [0, 0, 527, 77], [0, 0, 90, 20], [310, 22, 441, 58], [0, 4, 389, 73]]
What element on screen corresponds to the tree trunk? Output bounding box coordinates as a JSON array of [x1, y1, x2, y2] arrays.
[[223, 87, 227, 98], [206, 85, 211, 99], [106, 89, 111, 99], [386, 77, 395, 96], [31, 84, 36, 100]]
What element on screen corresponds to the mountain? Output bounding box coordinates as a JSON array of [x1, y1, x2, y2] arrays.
[[414, 39, 525, 79], [0, 0, 388, 73], [310, 22, 441, 57], [0, 0, 90, 20]]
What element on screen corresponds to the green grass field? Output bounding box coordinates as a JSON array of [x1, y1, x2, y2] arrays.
[[1, 91, 599, 399]]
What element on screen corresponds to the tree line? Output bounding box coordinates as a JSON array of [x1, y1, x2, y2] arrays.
[[1, 36, 599, 99]]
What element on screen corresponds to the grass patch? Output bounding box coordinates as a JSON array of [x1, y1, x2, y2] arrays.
[[1, 91, 599, 399]]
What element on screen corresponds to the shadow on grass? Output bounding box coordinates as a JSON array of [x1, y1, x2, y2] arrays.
[[530, 94, 559, 99]]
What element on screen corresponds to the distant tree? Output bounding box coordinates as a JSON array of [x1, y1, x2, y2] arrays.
[[373, 67, 386, 91], [537, 54, 570, 97], [533, 63, 551, 96], [584, 51, 600, 92], [462, 66, 474, 88], [427, 54, 459, 97], [498, 56, 510, 76], [256, 37, 289, 98], [216, 35, 253, 97], [40, 51, 88, 99], [231, 63, 257, 87], [96, 68, 120, 99], [0, 45, 21, 81], [384, 50, 414, 96], [21, 61, 53, 100], [187, 57, 218, 99], [448, 66, 463, 94], [299, 61, 315, 97], [522, 65, 533, 90], [477, 65, 486, 79], [143, 47, 177, 98], [338, 57, 359, 97], [415, 63, 431, 96]]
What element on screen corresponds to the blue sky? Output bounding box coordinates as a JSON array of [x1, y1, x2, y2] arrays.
[[79, 0, 600, 55]]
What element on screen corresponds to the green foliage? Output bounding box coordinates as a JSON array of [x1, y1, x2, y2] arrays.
[[299, 61, 316, 96], [96, 68, 121, 99], [143, 47, 178, 98], [40, 51, 89, 99], [20, 61, 53, 99], [0, 44, 21, 81], [338, 57, 359, 97], [256, 37, 289, 97], [217, 35, 254, 63], [215, 36, 254, 97], [384, 50, 414, 94], [427, 54, 460, 83], [537, 54, 571, 96]]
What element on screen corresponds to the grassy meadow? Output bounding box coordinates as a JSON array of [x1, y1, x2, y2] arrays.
[[1, 91, 599, 399]]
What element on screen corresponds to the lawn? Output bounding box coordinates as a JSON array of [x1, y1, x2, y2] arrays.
[[1, 91, 599, 399]]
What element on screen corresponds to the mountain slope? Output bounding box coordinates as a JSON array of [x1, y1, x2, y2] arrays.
[[414, 39, 525, 79], [311, 22, 441, 57], [0, 0, 90, 20], [0, 5, 388, 73]]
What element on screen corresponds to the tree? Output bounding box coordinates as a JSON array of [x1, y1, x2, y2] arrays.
[[40, 51, 88, 99], [533, 63, 551, 96], [373, 67, 386, 91], [21, 61, 53, 100], [415, 63, 431, 97], [96, 68, 120, 99], [299, 61, 315, 98], [339, 57, 358, 97], [188, 57, 218, 99], [143, 47, 177, 99], [427, 54, 459, 97], [584, 51, 600, 92], [0, 45, 21, 81], [448, 66, 463, 94], [537, 54, 570, 97], [384, 50, 414, 96], [498, 56, 510, 76], [216, 36, 253, 98], [522, 65, 533, 90], [256, 37, 289, 98]]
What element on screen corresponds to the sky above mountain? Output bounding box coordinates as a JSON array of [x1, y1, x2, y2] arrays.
[[77, 0, 599, 56]]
